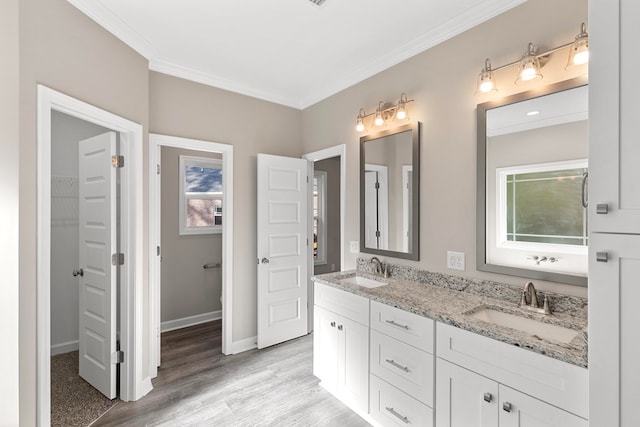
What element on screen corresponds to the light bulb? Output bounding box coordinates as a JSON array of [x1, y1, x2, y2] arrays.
[[573, 50, 589, 65], [396, 109, 407, 120], [520, 66, 537, 81], [355, 121, 365, 132], [479, 80, 495, 93], [374, 115, 385, 127]]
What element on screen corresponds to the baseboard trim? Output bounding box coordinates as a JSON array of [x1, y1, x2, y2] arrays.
[[160, 310, 222, 333], [51, 340, 79, 356], [134, 376, 154, 401], [228, 336, 257, 354]]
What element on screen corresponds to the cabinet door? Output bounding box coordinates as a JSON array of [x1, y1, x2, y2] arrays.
[[589, 0, 640, 234], [499, 385, 587, 427], [313, 306, 338, 389], [589, 233, 640, 426], [338, 315, 370, 411], [435, 358, 498, 427]]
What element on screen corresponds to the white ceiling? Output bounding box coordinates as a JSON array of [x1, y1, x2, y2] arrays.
[[67, 0, 526, 109]]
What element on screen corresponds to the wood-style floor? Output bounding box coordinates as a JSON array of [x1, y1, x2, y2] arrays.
[[93, 321, 369, 426]]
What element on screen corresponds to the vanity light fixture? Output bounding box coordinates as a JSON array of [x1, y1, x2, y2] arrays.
[[515, 42, 543, 84], [476, 58, 498, 94], [566, 22, 589, 69], [354, 93, 414, 133], [475, 22, 589, 95]]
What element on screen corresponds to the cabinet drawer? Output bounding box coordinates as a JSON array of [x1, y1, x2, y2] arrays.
[[370, 374, 433, 427], [436, 322, 588, 419], [314, 282, 369, 325], [370, 330, 434, 406], [371, 301, 434, 353]]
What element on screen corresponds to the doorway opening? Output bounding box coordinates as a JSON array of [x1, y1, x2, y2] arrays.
[[302, 145, 346, 332], [37, 86, 147, 426], [149, 134, 234, 376]]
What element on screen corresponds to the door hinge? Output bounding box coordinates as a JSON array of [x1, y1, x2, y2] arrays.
[[375, 230, 381, 238], [375, 182, 380, 190], [112, 350, 124, 364], [112, 155, 124, 168], [112, 253, 125, 266], [307, 237, 309, 246], [156, 164, 160, 174], [157, 246, 161, 256]]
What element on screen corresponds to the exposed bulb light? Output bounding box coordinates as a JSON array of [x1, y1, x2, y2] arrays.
[[476, 58, 498, 95], [355, 108, 366, 133], [515, 42, 543, 85], [566, 22, 589, 69], [395, 93, 410, 121]]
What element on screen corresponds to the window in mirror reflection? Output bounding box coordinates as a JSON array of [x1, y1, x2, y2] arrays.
[[313, 171, 327, 265]]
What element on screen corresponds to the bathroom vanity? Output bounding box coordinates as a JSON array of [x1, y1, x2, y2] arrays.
[[312, 268, 588, 427]]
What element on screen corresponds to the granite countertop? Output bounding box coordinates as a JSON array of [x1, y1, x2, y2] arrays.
[[312, 270, 588, 368]]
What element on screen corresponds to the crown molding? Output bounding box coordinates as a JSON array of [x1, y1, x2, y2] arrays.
[[148, 59, 301, 109], [66, 0, 156, 59], [298, 0, 527, 108]]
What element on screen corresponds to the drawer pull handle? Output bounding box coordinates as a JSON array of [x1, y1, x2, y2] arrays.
[[483, 392, 492, 403], [385, 359, 410, 373], [596, 251, 608, 263], [385, 407, 409, 424], [503, 402, 512, 413], [385, 320, 409, 330]]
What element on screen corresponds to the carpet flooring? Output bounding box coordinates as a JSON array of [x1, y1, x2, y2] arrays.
[[51, 351, 116, 427]]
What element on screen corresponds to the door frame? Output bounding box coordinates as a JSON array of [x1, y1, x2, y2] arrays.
[[148, 134, 234, 371], [302, 144, 346, 332], [37, 85, 147, 426]]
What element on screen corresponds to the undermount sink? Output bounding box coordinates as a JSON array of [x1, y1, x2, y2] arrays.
[[467, 307, 580, 344], [340, 275, 389, 289]]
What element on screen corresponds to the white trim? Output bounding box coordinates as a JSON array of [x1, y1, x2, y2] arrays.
[[51, 340, 79, 356], [37, 85, 146, 426], [313, 170, 328, 265], [65, 0, 156, 59], [148, 134, 234, 379], [228, 336, 258, 354], [161, 310, 222, 333], [402, 165, 413, 253]]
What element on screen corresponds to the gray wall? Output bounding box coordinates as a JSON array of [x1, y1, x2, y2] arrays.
[[161, 146, 222, 323], [314, 156, 341, 274], [18, 0, 149, 422], [149, 71, 303, 342], [301, 0, 588, 298], [0, 0, 20, 423], [50, 111, 111, 352]]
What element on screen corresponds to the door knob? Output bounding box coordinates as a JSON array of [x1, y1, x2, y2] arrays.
[[261, 257, 270, 264], [72, 268, 84, 277]]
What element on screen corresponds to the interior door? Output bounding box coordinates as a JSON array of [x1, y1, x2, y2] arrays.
[[78, 132, 118, 399], [257, 153, 309, 349]]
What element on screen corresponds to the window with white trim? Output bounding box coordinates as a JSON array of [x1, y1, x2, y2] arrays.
[[489, 159, 588, 275], [179, 155, 223, 235], [313, 171, 327, 265]]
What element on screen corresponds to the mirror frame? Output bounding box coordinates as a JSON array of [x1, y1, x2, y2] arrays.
[[476, 77, 588, 286], [360, 121, 421, 260]]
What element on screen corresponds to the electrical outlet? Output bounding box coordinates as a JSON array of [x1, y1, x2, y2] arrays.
[[447, 251, 465, 271], [350, 241, 360, 253]]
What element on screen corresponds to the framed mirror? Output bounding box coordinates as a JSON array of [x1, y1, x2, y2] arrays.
[[477, 77, 588, 286], [360, 122, 420, 260]]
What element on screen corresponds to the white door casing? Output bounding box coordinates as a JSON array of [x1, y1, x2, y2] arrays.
[[78, 132, 118, 399], [257, 154, 309, 349], [364, 164, 389, 250]]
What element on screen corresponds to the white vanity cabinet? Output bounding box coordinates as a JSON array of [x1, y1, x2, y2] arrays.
[[313, 283, 370, 412], [435, 323, 588, 427], [369, 301, 435, 427]]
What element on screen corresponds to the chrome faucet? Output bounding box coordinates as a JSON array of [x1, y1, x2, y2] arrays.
[[370, 257, 388, 277], [519, 281, 551, 315]]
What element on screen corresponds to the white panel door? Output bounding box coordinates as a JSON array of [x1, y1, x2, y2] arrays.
[[338, 315, 370, 411], [312, 306, 338, 389], [257, 154, 309, 349], [78, 132, 117, 399], [499, 385, 587, 427], [435, 358, 498, 427]]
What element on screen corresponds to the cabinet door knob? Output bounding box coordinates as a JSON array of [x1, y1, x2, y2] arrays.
[[596, 203, 609, 214], [596, 251, 609, 263], [483, 392, 492, 403], [502, 402, 512, 413], [330, 321, 336, 327], [337, 325, 343, 331]]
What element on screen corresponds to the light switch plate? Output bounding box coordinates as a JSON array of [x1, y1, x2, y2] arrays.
[[447, 251, 465, 271], [350, 241, 360, 253]]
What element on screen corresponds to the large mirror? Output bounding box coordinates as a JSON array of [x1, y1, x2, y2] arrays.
[[477, 78, 588, 286], [360, 122, 420, 260]]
